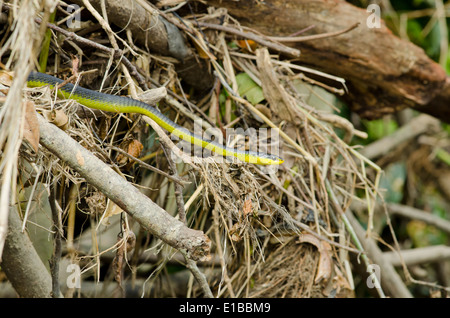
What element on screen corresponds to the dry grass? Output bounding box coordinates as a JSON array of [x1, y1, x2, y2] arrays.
[[0, 0, 44, 260], [0, 1, 385, 298]]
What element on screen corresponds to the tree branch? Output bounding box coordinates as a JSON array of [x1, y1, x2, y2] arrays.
[[196, 22, 300, 57], [387, 203, 450, 235], [71, 0, 213, 90], [49, 184, 62, 298], [36, 113, 211, 262], [383, 245, 450, 267], [359, 114, 440, 160], [1, 205, 53, 298], [203, 0, 449, 121], [345, 210, 413, 298], [34, 16, 149, 91]]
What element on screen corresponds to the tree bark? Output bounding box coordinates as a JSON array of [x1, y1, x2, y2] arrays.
[[203, 0, 449, 121], [1, 206, 53, 298]]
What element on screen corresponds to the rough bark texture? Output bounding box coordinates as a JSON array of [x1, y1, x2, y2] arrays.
[[204, 0, 449, 121], [2, 206, 53, 298]]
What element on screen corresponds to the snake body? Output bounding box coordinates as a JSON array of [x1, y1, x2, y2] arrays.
[[27, 72, 283, 165]]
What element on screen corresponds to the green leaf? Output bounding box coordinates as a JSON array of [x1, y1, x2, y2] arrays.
[[235, 73, 265, 105], [380, 162, 406, 203], [39, 9, 56, 73], [363, 118, 398, 142], [436, 148, 450, 167], [446, 52, 450, 75]]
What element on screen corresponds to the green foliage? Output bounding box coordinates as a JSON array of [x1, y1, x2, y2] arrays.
[[39, 10, 56, 73], [390, 0, 445, 63], [379, 162, 406, 203], [362, 118, 398, 143], [406, 219, 448, 247], [406, 184, 449, 248], [446, 53, 450, 74], [442, 122, 450, 135], [235, 73, 265, 105], [406, 19, 426, 45], [435, 148, 450, 167]]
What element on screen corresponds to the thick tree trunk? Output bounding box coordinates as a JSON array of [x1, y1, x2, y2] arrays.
[[203, 0, 449, 121]]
